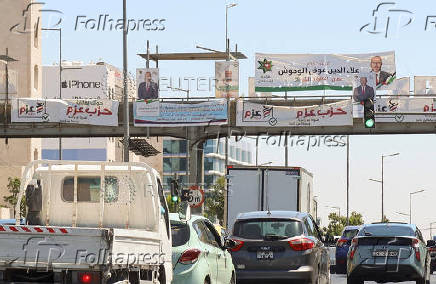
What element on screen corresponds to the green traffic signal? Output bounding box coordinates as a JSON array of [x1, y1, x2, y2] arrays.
[[365, 118, 375, 128], [171, 195, 179, 202]]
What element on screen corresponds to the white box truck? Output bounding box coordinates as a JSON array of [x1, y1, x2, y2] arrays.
[[226, 166, 315, 230]]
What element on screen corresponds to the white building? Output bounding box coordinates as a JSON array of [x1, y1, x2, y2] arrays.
[[41, 62, 163, 175]]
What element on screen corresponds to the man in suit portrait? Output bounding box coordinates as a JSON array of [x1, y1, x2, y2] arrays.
[[370, 56, 392, 87], [353, 76, 374, 102], [137, 71, 159, 99]]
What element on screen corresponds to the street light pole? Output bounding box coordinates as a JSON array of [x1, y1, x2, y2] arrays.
[[381, 153, 399, 222], [225, 3, 237, 53], [122, 0, 130, 162], [409, 189, 424, 224]]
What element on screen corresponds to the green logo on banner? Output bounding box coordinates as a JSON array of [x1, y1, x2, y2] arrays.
[[257, 58, 273, 73]]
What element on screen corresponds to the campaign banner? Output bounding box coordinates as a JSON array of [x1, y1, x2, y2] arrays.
[[11, 98, 119, 126], [215, 61, 239, 98], [137, 68, 159, 100], [375, 97, 436, 123], [134, 100, 228, 127], [236, 100, 353, 127], [414, 76, 436, 95], [255, 51, 396, 92]]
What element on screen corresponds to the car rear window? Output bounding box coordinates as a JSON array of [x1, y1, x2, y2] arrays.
[[342, 229, 359, 239], [170, 221, 190, 247], [359, 225, 414, 237], [233, 218, 303, 240]]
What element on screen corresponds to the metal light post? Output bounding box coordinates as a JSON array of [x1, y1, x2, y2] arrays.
[[368, 178, 382, 220], [370, 153, 399, 222], [381, 153, 399, 221], [122, 0, 130, 162], [409, 189, 424, 224], [0, 49, 18, 146], [225, 3, 237, 53]]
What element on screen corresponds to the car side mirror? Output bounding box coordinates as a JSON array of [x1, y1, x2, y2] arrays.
[[178, 201, 191, 222], [224, 239, 236, 249], [427, 240, 435, 247]]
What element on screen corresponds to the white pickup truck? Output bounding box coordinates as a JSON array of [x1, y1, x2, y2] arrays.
[[0, 160, 172, 284]]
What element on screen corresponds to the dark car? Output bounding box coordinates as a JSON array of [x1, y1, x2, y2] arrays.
[[229, 211, 330, 284], [428, 239, 436, 274], [335, 226, 361, 274], [347, 222, 431, 284]]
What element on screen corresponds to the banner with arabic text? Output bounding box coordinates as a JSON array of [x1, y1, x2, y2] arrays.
[[134, 100, 227, 127], [375, 97, 436, 123], [11, 98, 119, 126], [255, 51, 396, 92], [236, 100, 353, 127]]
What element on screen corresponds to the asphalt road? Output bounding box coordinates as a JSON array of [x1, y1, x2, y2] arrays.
[[331, 273, 436, 284], [241, 273, 436, 284]]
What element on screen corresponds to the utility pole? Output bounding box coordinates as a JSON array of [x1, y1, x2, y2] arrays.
[[122, 0, 130, 162]]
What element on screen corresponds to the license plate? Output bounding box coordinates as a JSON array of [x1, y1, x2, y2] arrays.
[[372, 250, 398, 257], [257, 251, 274, 259]]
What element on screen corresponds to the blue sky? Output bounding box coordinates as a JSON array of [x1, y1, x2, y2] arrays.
[[41, 0, 436, 234]]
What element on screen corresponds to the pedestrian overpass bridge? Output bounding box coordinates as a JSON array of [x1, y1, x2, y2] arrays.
[[0, 97, 435, 141]]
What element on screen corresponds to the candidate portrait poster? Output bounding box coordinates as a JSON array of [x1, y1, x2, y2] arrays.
[[137, 68, 159, 100]]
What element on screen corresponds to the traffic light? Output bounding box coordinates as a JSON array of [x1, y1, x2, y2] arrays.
[[363, 99, 375, 128], [170, 179, 179, 202]]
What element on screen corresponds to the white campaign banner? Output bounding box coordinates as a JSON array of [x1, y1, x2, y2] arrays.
[[11, 98, 119, 126], [255, 51, 396, 92], [237, 100, 353, 127], [134, 100, 228, 127], [375, 97, 436, 123]]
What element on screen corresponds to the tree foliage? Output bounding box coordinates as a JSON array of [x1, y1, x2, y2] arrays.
[[204, 176, 225, 225], [323, 211, 364, 237], [3, 177, 26, 218]]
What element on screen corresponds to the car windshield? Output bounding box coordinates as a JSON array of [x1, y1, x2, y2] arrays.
[[170, 221, 190, 247], [359, 225, 414, 237], [233, 218, 303, 240], [342, 229, 359, 239]]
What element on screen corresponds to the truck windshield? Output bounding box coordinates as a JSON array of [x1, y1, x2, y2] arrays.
[[233, 218, 303, 240], [171, 221, 190, 247]]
